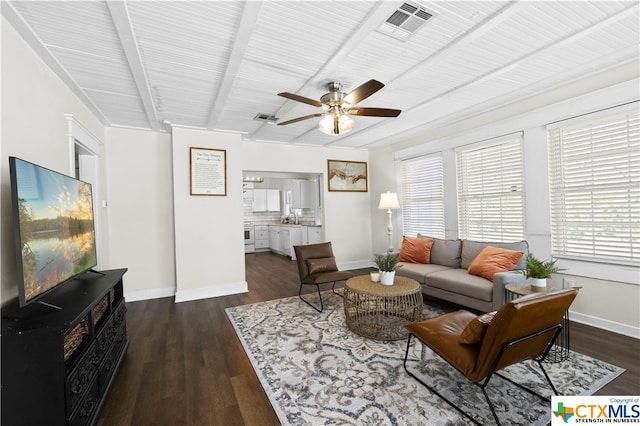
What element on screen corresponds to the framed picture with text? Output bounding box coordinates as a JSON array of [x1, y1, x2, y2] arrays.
[[190, 147, 227, 196], [327, 159, 368, 192]]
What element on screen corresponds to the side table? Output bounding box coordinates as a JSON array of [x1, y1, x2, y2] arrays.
[[504, 282, 570, 362], [343, 275, 422, 341]]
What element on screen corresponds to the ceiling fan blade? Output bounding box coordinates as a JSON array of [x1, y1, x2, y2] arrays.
[[277, 113, 324, 126], [277, 92, 322, 108], [347, 107, 401, 117], [344, 80, 385, 105]]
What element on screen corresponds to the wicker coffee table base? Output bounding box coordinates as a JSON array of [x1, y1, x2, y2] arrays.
[[343, 275, 423, 341]]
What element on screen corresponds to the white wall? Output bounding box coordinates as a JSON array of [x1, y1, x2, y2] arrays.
[[369, 146, 400, 254], [1, 17, 106, 305], [104, 128, 175, 301], [241, 141, 372, 268], [172, 127, 247, 302], [378, 79, 640, 337], [3, 12, 637, 337], [102, 133, 374, 305]]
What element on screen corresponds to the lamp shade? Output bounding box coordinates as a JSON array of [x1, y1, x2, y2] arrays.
[[379, 191, 399, 209]]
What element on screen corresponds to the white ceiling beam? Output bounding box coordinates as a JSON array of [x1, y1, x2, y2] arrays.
[[206, 1, 263, 131], [2, 1, 111, 126], [107, 1, 163, 132], [248, 1, 401, 142], [322, 1, 526, 148], [349, 1, 640, 149]]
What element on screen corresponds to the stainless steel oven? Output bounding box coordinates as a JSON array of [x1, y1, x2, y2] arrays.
[[244, 225, 255, 253]]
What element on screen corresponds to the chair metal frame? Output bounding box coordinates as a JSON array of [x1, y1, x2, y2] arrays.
[[403, 324, 563, 425], [298, 281, 343, 313], [293, 242, 353, 313]]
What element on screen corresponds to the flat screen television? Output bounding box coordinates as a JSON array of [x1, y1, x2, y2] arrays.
[[9, 157, 98, 307]]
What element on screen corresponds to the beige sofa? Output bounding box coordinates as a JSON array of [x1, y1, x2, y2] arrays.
[[396, 238, 528, 312]]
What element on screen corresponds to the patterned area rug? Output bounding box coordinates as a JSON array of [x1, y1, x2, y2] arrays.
[[225, 291, 624, 425]]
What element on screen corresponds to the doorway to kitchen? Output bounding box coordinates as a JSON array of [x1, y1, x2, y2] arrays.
[[242, 171, 323, 226], [243, 171, 324, 258]]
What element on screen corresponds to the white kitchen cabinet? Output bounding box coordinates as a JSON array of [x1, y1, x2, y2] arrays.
[[252, 189, 280, 212], [307, 226, 323, 244], [280, 228, 290, 256], [254, 225, 269, 250], [268, 225, 303, 259], [288, 226, 303, 260], [267, 189, 280, 211], [291, 179, 311, 209], [269, 226, 282, 253]]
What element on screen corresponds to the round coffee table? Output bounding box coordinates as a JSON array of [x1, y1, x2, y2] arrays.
[[343, 275, 422, 341]]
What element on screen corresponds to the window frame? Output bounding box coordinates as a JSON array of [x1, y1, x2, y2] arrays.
[[547, 103, 639, 268], [400, 152, 445, 239], [455, 134, 526, 243]]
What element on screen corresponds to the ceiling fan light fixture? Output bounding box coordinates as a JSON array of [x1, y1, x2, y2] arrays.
[[318, 112, 354, 136], [278, 79, 400, 134]]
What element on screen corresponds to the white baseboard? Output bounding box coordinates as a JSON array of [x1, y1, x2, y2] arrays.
[[174, 281, 248, 303], [125, 287, 176, 303], [569, 309, 640, 339]]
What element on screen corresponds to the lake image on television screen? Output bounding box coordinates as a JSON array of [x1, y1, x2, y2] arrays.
[[15, 161, 97, 302]]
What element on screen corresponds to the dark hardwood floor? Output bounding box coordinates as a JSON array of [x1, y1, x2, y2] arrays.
[[98, 252, 639, 426]]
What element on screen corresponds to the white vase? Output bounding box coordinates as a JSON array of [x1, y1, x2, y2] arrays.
[[531, 278, 547, 291], [380, 270, 395, 286]]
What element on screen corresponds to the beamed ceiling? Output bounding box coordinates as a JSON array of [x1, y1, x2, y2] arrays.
[[3, 1, 639, 149]]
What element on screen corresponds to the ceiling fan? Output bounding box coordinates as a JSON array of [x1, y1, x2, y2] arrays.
[[277, 79, 401, 136]]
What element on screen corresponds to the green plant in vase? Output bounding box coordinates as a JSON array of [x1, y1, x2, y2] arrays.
[[519, 253, 559, 289], [374, 254, 402, 285]]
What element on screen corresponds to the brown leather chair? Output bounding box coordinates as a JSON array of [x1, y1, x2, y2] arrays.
[[293, 242, 354, 312], [403, 287, 579, 425]]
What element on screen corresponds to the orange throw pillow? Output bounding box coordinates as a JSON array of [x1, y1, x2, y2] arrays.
[[467, 246, 524, 281], [459, 311, 496, 344], [399, 236, 434, 264]]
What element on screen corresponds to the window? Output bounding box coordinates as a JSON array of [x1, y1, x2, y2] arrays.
[[401, 153, 445, 238], [548, 107, 640, 266], [456, 136, 525, 241]]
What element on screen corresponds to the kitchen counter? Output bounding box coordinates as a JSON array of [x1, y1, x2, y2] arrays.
[[251, 221, 321, 227], [247, 223, 323, 257]]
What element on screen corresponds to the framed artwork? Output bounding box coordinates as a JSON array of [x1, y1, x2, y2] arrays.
[[327, 159, 368, 192], [190, 147, 227, 196]]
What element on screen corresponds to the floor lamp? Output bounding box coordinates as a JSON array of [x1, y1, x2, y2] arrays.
[[379, 191, 400, 254]]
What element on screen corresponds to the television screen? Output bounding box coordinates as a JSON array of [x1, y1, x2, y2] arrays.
[[9, 157, 98, 307]]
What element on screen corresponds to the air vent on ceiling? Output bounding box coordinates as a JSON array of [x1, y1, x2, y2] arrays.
[[378, 2, 433, 41], [254, 113, 278, 123]]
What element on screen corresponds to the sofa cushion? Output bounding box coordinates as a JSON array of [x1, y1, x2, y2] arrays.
[[418, 235, 462, 268], [425, 269, 494, 302], [399, 236, 434, 264], [459, 311, 496, 344], [396, 262, 452, 284], [461, 239, 529, 270], [467, 246, 524, 281]]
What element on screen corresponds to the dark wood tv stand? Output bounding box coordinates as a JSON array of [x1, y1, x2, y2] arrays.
[[1, 268, 128, 426]]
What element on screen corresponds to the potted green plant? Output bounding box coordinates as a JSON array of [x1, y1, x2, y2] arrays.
[[374, 254, 402, 285], [520, 253, 559, 289]]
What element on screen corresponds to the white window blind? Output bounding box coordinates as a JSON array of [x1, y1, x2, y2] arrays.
[[456, 137, 525, 241], [548, 109, 640, 266], [401, 153, 445, 238]]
